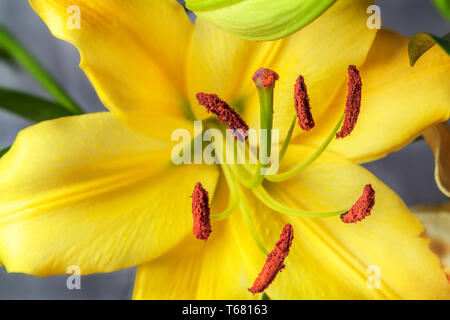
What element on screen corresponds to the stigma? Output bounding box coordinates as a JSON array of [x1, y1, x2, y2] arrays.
[[196, 93, 249, 142], [341, 184, 375, 223], [336, 65, 362, 139], [294, 75, 315, 131], [191, 182, 212, 240], [252, 68, 279, 88], [249, 224, 294, 294]]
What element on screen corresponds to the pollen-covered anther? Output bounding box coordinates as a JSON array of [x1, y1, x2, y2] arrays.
[[294, 75, 315, 131], [336, 65, 362, 139], [341, 184, 375, 224], [196, 93, 249, 142], [252, 68, 279, 88], [191, 182, 212, 240], [249, 224, 294, 294]]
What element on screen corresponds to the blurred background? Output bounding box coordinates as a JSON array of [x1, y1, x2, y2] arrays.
[[0, 0, 448, 299]]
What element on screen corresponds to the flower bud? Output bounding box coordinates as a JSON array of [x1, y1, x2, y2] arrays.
[[185, 0, 336, 40]]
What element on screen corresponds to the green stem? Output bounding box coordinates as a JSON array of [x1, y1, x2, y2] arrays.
[[252, 185, 349, 218], [224, 133, 263, 189], [266, 113, 344, 182], [0, 26, 82, 115], [258, 87, 273, 168], [213, 137, 267, 253], [210, 164, 240, 220], [234, 81, 275, 189], [239, 185, 269, 255], [278, 115, 297, 163]]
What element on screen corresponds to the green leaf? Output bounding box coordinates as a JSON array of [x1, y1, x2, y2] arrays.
[[0, 25, 83, 115], [408, 32, 450, 66], [0, 47, 18, 69], [0, 87, 73, 122], [0, 146, 10, 158], [434, 0, 450, 21]]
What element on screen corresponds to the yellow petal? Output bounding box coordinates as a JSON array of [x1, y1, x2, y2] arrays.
[[299, 29, 450, 163], [186, 19, 283, 120], [133, 179, 259, 300], [133, 220, 261, 300], [29, 0, 193, 122], [423, 123, 450, 197], [412, 202, 450, 279], [243, 0, 377, 138], [0, 113, 219, 276], [135, 145, 449, 299], [237, 145, 449, 299]]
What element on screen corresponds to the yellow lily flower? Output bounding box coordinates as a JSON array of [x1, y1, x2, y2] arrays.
[[0, 0, 448, 299]]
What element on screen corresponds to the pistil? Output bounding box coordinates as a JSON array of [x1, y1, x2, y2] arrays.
[[253, 68, 278, 166], [234, 68, 279, 189]]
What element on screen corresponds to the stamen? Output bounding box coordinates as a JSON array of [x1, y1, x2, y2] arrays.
[[252, 184, 350, 218], [336, 65, 362, 139], [239, 185, 269, 255], [294, 75, 314, 131], [191, 182, 212, 240], [210, 164, 240, 221], [252, 68, 279, 88], [249, 224, 294, 294], [266, 113, 345, 182], [340, 184, 375, 223], [196, 93, 249, 142], [233, 68, 280, 189]]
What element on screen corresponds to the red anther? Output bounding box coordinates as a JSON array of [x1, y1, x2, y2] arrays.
[[294, 75, 315, 131], [196, 93, 249, 142], [341, 184, 375, 223], [191, 182, 212, 240], [252, 68, 279, 88], [249, 224, 294, 294], [336, 65, 362, 138]]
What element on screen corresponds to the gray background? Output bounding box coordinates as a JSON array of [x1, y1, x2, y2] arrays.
[[0, 0, 448, 299]]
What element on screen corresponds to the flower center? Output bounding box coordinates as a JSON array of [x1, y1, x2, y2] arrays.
[[189, 65, 372, 295]]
